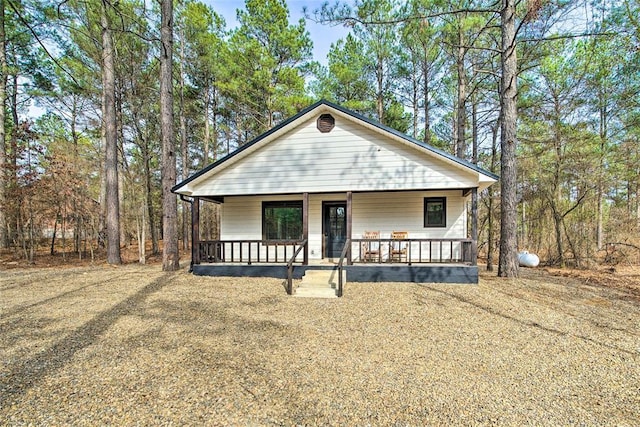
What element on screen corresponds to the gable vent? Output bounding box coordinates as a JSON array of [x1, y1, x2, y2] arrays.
[[317, 114, 335, 133]]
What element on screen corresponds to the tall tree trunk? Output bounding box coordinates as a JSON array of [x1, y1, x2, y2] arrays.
[[456, 26, 466, 159], [203, 86, 210, 165], [179, 28, 189, 251], [212, 86, 219, 161], [9, 69, 18, 243], [422, 45, 431, 145], [0, 0, 7, 249], [636, 175, 640, 228], [552, 209, 564, 266], [498, 0, 519, 277], [71, 97, 81, 254], [472, 94, 478, 165], [552, 103, 564, 266], [98, 103, 107, 248], [471, 94, 478, 253], [23, 130, 34, 262], [376, 56, 383, 123], [101, 0, 121, 264], [487, 121, 499, 272], [412, 70, 419, 139], [50, 208, 59, 255], [596, 100, 607, 250], [118, 152, 125, 245], [161, 0, 179, 271], [143, 140, 159, 254], [116, 89, 126, 247], [137, 201, 146, 264]]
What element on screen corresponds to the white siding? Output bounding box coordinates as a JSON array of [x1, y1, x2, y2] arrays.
[[189, 115, 478, 196], [220, 191, 467, 261], [220, 195, 303, 262], [221, 194, 299, 240], [351, 191, 465, 239]]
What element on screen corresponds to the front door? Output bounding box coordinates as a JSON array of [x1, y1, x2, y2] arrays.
[[323, 202, 347, 258]]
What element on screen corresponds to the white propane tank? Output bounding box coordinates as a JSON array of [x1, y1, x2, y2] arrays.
[[518, 251, 540, 268]]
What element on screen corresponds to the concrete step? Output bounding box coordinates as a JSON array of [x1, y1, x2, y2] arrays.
[[294, 286, 338, 298], [294, 269, 346, 298], [299, 269, 345, 288]]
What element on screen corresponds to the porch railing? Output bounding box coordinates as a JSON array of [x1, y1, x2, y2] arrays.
[[350, 238, 476, 265], [196, 238, 475, 266], [198, 240, 307, 265], [286, 239, 308, 295], [336, 238, 351, 297]]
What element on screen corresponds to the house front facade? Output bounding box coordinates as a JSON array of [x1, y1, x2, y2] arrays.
[[172, 100, 497, 289]]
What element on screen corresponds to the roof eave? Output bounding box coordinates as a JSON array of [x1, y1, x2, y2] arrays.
[[171, 99, 500, 194]]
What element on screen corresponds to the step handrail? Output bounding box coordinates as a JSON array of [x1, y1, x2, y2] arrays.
[[286, 239, 307, 295], [336, 238, 351, 297]]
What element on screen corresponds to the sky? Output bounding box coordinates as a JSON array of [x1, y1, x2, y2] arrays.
[[205, 0, 352, 65]]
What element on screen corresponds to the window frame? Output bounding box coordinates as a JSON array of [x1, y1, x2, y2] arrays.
[[423, 197, 447, 228], [262, 200, 304, 241]]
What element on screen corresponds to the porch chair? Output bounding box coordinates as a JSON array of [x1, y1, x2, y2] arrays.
[[361, 230, 381, 262], [388, 231, 408, 263]]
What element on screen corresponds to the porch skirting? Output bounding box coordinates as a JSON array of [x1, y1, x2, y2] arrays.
[[191, 264, 478, 284]]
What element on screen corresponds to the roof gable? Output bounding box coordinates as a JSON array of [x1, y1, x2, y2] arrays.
[[173, 100, 498, 196]]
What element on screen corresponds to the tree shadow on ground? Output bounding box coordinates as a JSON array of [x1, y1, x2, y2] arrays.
[[2, 272, 133, 319], [0, 272, 177, 405], [416, 283, 638, 356]]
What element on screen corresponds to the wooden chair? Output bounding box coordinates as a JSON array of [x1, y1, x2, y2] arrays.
[[388, 231, 408, 263], [361, 231, 380, 262]]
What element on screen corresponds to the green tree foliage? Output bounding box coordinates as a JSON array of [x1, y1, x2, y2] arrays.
[[396, 0, 446, 143], [517, 18, 640, 267], [311, 0, 411, 131], [519, 40, 599, 265], [226, 0, 312, 144], [1, 0, 639, 269], [0, 0, 59, 248], [312, 33, 373, 114], [176, 0, 228, 166]]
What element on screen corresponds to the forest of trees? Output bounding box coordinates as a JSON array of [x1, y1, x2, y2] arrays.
[[0, 0, 638, 272]]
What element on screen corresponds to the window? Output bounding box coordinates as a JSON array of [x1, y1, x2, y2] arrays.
[[262, 201, 303, 240], [424, 197, 446, 227]]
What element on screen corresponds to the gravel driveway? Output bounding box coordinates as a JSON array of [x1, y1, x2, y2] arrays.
[[1, 264, 639, 425]]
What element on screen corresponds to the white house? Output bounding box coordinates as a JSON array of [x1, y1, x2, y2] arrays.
[[172, 100, 497, 292]]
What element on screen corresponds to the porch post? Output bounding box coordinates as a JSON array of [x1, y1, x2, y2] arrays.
[[471, 188, 478, 265], [303, 192, 309, 265], [192, 197, 200, 265], [346, 191, 352, 265]]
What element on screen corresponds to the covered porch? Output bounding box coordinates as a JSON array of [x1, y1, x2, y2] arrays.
[[186, 189, 480, 294]]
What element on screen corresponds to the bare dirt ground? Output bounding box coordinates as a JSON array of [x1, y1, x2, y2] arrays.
[[1, 262, 639, 425], [0, 243, 168, 270]]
